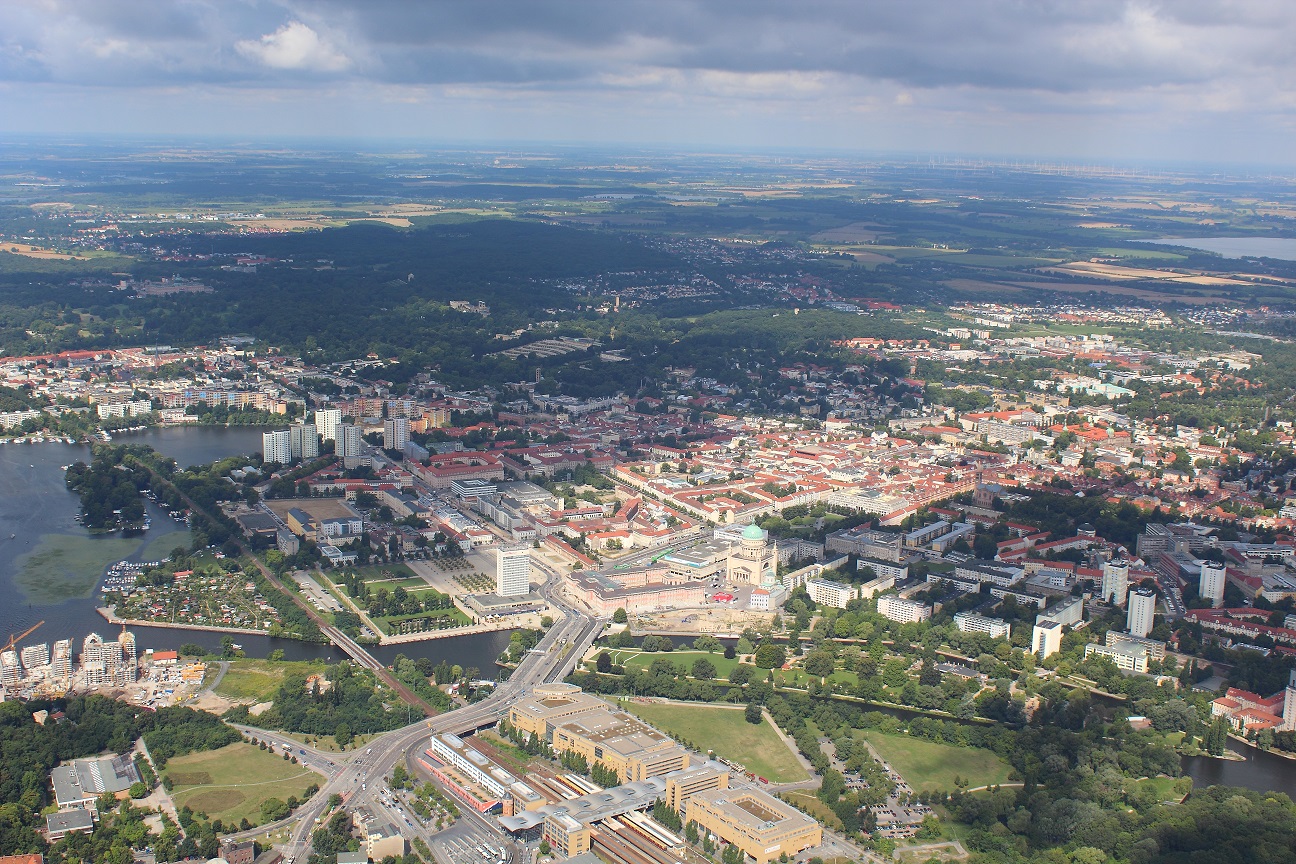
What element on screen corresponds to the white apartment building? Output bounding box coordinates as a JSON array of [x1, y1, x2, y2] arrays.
[[1200, 562, 1226, 609], [954, 612, 1011, 640], [1126, 589, 1157, 639], [262, 429, 292, 465], [877, 595, 931, 624], [805, 578, 856, 609], [1032, 620, 1063, 658], [1101, 560, 1130, 607], [314, 408, 341, 442], [290, 422, 319, 460], [383, 417, 410, 451]]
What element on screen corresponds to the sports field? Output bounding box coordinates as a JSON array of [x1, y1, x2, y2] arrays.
[[164, 742, 321, 825], [621, 700, 807, 783]]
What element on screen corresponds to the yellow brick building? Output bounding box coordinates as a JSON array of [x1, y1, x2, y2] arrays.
[[685, 788, 822, 864]]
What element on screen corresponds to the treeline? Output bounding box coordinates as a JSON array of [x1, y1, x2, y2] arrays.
[[142, 707, 241, 767]]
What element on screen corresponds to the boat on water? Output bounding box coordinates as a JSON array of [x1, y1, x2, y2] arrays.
[[231, 643, 243, 651]]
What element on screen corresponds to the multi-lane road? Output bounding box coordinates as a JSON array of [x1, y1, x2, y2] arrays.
[[263, 567, 604, 864]]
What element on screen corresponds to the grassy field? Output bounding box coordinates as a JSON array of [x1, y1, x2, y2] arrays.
[[164, 742, 321, 825], [214, 659, 325, 702], [857, 730, 1012, 792], [622, 700, 808, 783]]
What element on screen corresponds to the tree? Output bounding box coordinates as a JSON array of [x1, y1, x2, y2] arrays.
[[691, 658, 717, 680], [753, 642, 786, 670], [128, 781, 148, 799], [596, 651, 613, 674], [613, 607, 628, 624], [260, 798, 290, 822], [724, 644, 737, 660], [334, 723, 353, 748], [803, 651, 835, 679], [745, 702, 762, 724]]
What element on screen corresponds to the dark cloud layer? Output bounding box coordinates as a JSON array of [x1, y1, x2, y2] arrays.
[[3, 1, 1294, 164]]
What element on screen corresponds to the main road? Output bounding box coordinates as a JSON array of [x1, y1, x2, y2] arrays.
[[268, 565, 605, 864]]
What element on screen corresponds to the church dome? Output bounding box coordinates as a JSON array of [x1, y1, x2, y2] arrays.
[[742, 523, 766, 541]]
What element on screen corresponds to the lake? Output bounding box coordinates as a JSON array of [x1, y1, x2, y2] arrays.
[[1139, 237, 1296, 261], [0, 425, 514, 671]]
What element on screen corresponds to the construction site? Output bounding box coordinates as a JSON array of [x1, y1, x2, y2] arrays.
[[0, 620, 207, 707]]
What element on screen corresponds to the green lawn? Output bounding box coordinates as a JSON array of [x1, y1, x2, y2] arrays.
[[214, 659, 325, 702], [607, 648, 740, 677], [164, 742, 322, 825], [622, 700, 808, 783], [857, 730, 1012, 793]]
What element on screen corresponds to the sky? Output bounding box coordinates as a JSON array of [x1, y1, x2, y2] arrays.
[[2, 0, 1295, 166]]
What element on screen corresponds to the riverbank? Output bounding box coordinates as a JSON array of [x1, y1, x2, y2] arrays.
[[98, 606, 270, 637], [378, 618, 533, 645]]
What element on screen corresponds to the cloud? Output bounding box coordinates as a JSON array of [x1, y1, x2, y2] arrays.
[[1, 1, 1296, 163], [235, 20, 351, 72]]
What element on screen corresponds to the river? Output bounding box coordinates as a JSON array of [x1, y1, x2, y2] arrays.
[[0, 426, 514, 671]]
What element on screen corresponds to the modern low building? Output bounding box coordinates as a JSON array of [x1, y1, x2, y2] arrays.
[[45, 809, 94, 841], [1083, 641, 1148, 672], [684, 787, 822, 864]]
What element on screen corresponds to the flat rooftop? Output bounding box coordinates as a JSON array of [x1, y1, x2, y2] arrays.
[[265, 498, 362, 522]]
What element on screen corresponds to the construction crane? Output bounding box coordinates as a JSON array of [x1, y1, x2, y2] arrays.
[[4, 620, 43, 653]]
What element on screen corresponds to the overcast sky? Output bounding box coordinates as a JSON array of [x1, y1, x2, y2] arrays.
[[3, 0, 1295, 166]]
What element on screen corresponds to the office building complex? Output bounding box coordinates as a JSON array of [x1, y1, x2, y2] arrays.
[[684, 787, 822, 864]]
